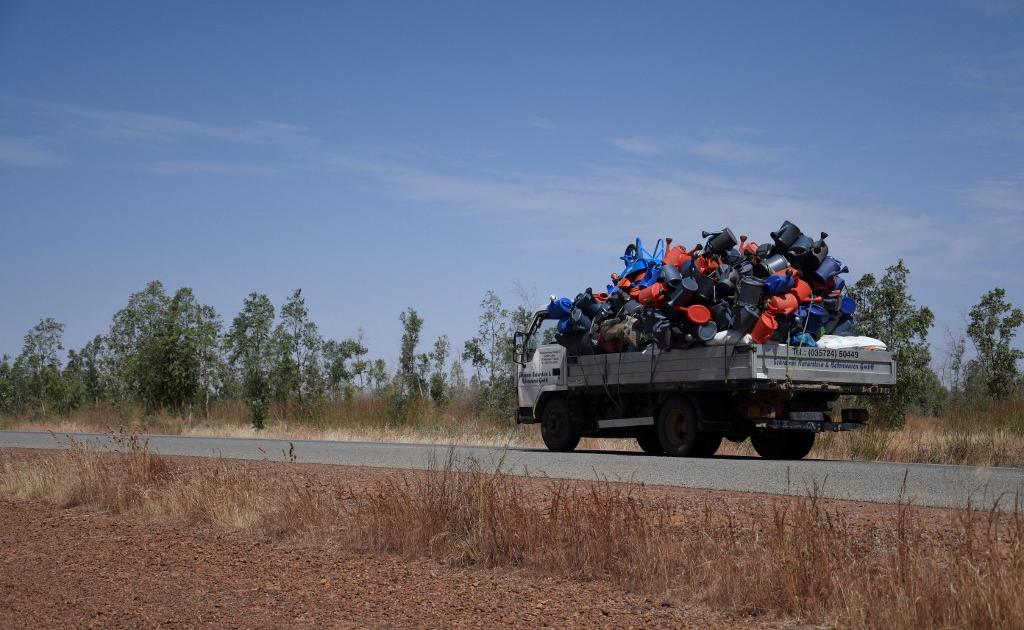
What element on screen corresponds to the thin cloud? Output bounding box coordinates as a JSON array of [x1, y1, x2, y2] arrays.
[[687, 139, 786, 165], [611, 134, 786, 164], [526, 116, 557, 130], [323, 150, 969, 283], [611, 136, 671, 157], [14, 98, 320, 148], [0, 137, 64, 167], [964, 174, 1024, 211], [147, 161, 279, 176], [948, 49, 1024, 97]]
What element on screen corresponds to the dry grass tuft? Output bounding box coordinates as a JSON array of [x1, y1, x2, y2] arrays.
[[2, 436, 1022, 628]]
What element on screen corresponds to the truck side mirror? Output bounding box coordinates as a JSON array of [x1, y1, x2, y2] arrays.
[[513, 331, 527, 365]]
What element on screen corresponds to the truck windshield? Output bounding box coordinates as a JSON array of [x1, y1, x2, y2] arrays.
[[526, 318, 558, 360]]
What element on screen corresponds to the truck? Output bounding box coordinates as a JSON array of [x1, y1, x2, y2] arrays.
[[513, 309, 896, 460]]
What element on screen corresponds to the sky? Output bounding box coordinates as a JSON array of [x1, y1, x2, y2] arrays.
[[2, 1, 1023, 369]]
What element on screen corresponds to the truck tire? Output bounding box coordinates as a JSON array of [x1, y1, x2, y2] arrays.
[[636, 430, 664, 455], [693, 433, 722, 458], [751, 431, 815, 460], [540, 398, 580, 452], [656, 396, 701, 457]]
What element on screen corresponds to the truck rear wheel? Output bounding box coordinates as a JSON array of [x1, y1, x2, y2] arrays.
[[540, 398, 580, 452], [656, 396, 701, 457], [693, 434, 722, 457], [636, 430, 664, 455], [751, 431, 815, 460]]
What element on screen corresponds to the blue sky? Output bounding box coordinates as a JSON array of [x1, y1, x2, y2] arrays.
[[2, 1, 1023, 367]]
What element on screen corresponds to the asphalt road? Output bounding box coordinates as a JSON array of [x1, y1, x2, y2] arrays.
[[2, 430, 1022, 511]]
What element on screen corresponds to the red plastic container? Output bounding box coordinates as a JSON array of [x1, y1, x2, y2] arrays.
[[750, 312, 778, 343], [675, 304, 711, 325]]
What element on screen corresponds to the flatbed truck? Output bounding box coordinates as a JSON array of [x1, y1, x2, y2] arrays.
[[514, 310, 896, 459]]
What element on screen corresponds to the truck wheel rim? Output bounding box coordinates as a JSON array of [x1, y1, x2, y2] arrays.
[[546, 408, 567, 438], [665, 409, 687, 444]]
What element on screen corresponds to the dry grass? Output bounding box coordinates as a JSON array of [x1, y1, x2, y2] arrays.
[[1, 437, 1022, 628]]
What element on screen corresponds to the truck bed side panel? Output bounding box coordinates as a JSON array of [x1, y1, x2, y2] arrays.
[[566, 343, 895, 388]]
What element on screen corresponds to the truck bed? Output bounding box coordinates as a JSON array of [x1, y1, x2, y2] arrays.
[[566, 342, 895, 393]]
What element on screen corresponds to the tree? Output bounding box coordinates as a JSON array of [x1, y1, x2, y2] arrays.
[[323, 336, 368, 400], [966, 288, 1024, 401], [224, 293, 275, 428], [398, 307, 424, 396], [941, 328, 967, 397], [279, 289, 322, 403], [0, 355, 13, 414], [143, 287, 221, 413], [12, 318, 68, 415], [70, 335, 107, 406], [428, 335, 451, 403], [367, 359, 389, 391], [462, 291, 528, 418], [107, 281, 171, 402], [267, 323, 300, 404], [848, 260, 934, 427]]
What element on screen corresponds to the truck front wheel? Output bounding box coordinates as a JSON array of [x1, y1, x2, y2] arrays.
[[751, 431, 815, 460], [656, 396, 701, 457], [540, 398, 580, 452]]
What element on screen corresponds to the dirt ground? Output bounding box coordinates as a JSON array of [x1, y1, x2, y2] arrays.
[[0, 449, 973, 629]]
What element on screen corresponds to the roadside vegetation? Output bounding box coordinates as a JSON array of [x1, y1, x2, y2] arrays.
[[1, 265, 1023, 466], [1, 439, 1021, 629]]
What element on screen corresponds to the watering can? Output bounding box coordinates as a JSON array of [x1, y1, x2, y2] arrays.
[[620, 299, 644, 317], [791, 278, 813, 304], [693, 273, 716, 303], [637, 282, 668, 308], [766, 293, 798, 316], [702, 228, 738, 256], [804, 304, 827, 336], [840, 296, 856, 317], [755, 253, 790, 279], [770, 220, 802, 253], [739, 235, 758, 257], [786, 234, 815, 264], [667, 276, 699, 307], [547, 297, 573, 320], [569, 307, 592, 332], [737, 277, 765, 306], [711, 301, 734, 329], [811, 256, 848, 284], [695, 321, 718, 343], [807, 232, 829, 268], [663, 245, 691, 268], [714, 266, 739, 298], [764, 273, 795, 295], [750, 312, 778, 344], [659, 263, 683, 286], [675, 304, 712, 325], [732, 304, 761, 334]]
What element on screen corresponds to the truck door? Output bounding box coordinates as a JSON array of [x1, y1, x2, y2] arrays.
[[517, 317, 567, 413]]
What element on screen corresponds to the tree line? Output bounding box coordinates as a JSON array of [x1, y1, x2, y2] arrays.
[[0, 263, 1021, 429], [0, 281, 528, 428]]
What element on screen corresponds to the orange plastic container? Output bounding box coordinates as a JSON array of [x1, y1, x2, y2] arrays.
[[791, 278, 812, 303], [675, 304, 711, 325], [766, 293, 798, 315], [637, 282, 667, 308], [750, 312, 778, 343], [663, 245, 692, 268]]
